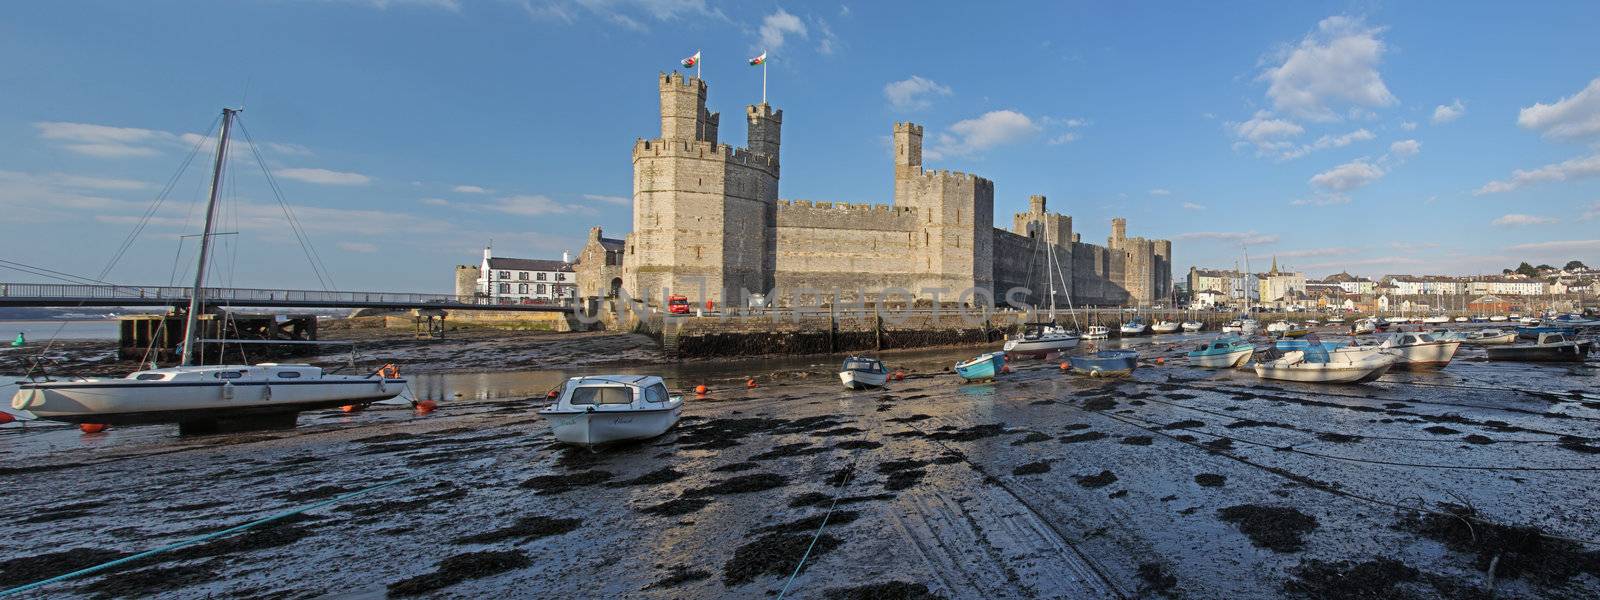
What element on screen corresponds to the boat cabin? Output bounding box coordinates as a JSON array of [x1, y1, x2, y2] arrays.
[[1537, 333, 1571, 345], [842, 357, 885, 374], [124, 364, 324, 382], [549, 375, 677, 412]]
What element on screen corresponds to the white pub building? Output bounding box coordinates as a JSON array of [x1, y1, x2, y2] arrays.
[[476, 246, 576, 304]]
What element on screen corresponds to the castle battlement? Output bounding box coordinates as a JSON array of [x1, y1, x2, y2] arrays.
[[907, 168, 995, 187], [633, 138, 779, 168], [777, 200, 914, 214], [658, 71, 706, 91]]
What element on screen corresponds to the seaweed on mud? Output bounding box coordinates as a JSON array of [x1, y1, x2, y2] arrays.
[[722, 532, 842, 586], [1194, 473, 1227, 487], [387, 550, 531, 597], [0, 548, 132, 587], [1282, 558, 1418, 599], [80, 565, 217, 599], [1166, 393, 1196, 400], [1082, 398, 1117, 411], [646, 565, 712, 590], [1136, 562, 1178, 597], [812, 427, 866, 437], [345, 486, 468, 517], [1217, 504, 1318, 553], [640, 497, 713, 516], [1202, 438, 1234, 451], [684, 473, 790, 497], [753, 510, 862, 534], [886, 414, 932, 424], [878, 459, 929, 473], [610, 467, 685, 487], [926, 423, 1011, 442], [824, 581, 947, 599], [1012, 461, 1051, 476], [1558, 441, 1600, 454], [519, 470, 613, 495], [1010, 431, 1052, 446], [25, 509, 94, 524], [1173, 434, 1197, 443], [1108, 490, 1128, 498], [167, 519, 318, 562], [787, 492, 832, 508], [1396, 503, 1600, 585], [881, 467, 927, 491], [751, 443, 830, 461], [1317, 432, 1364, 443], [1383, 402, 1410, 409], [1120, 435, 1154, 446], [1462, 434, 1494, 445], [1423, 425, 1461, 435], [1074, 470, 1118, 488], [273, 485, 354, 502], [1227, 419, 1293, 430], [1062, 423, 1092, 431], [1058, 431, 1108, 444], [834, 440, 883, 450], [162, 501, 230, 513], [714, 461, 760, 472], [1028, 399, 1056, 406], [453, 515, 582, 545], [932, 451, 965, 465]]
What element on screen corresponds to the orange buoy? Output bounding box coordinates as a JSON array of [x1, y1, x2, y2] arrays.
[[746, 378, 758, 389], [1059, 361, 1070, 370], [341, 404, 363, 413], [546, 389, 559, 399], [415, 400, 438, 414], [79, 423, 107, 434], [1001, 365, 1013, 374], [894, 370, 906, 381], [694, 384, 708, 396], [1156, 357, 1166, 365], [0, 412, 14, 425]]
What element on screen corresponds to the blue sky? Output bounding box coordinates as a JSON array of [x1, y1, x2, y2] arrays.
[[3, 1, 1599, 293]]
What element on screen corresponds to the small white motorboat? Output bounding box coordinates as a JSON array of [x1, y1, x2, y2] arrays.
[[1454, 316, 1469, 322], [1485, 333, 1592, 363], [1461, 328, 1517, 345], [1351, 318, 1377, 335], [1119, 320, 1147, 336], [1004, 323, 1080, 357], [1187, 336, 1255, 368], [1181, 320, 1204, 332], [1377, 332, 1461, 369], [1266, 320, 1291, 334], [1081, 326, 1110, 340], [1151, 321, 1181, 334], [1489, 315, 1509, 322], [839, 356, 889, 390], [1254, 349, 1395, 384], [538, 375, 683, 446]]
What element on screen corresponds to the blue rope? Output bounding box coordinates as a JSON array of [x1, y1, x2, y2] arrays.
[[0, 473, 421, 598], [775, 451, 860, 599]]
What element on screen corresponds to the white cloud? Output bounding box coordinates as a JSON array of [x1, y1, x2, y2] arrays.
[[1300, 256, 1425, 271], [1290, 193, 1352, 206], [34, 120, 309, 160], [452, 184, 490, 194], [1231, 111, 1305, 154], [338, 0, 461, 9], [1400, 121, 1418, 131], [1584, 202, 1600, 221], [1182, 202, 1206, 211], [1388, 139, 1421, 157], [1276, 246, 1359, 258], [1047, 132, 1080, 145], [35, 172, 150, 191], [924, 110, 1040, 160], [758, 8, 806, 52], [883, 76, 951, 111], [1517, 77, 1600, 141], [1258, 15, 1397, 121], [522, 0, 724, 30], [1309, 158, 1384, 192], [1492, 213, 1557, 226], [1173, 231, 1279, 245], [1149, 188, 1172, 196], [813, 15, 839, 55], [1507, 239, 1600, 253], [277, 168, 372, 186], [338, 241, 379, 253], [1432, 99, 1466, 124], [1278, 128, 1376, 160], [582, 193, 630, 206], [1476, 153, 1600, 194], [486, 194, 583, 216], [419, 197, 452, 206]]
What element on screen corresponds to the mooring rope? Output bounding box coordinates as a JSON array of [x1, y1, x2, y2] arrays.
[[775, 444, 861, 600], [0, 473, 422, 597]]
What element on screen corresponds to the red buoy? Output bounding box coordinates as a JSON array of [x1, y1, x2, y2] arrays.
[[894, 370, 906, 381], [546, 389, 559, 399], [1156, 357, 1166, 365], [341, 404, 362, 413], [79, 423, 107, 434], [1059, 362, 1070, 371], [0, 412, 14, 425], [1001, 365, 1013, 374], [694, 384, 708, 396], [415, 400, 438, 414], [746, 378, 758, 389]]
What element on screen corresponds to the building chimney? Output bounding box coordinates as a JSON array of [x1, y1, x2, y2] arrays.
[[562, 250, 571, 264]]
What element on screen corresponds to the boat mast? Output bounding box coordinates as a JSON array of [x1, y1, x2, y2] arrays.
[[179, 107, 237, 367]]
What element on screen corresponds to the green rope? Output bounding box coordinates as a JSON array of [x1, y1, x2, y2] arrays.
[[0, 473, 421, 597]]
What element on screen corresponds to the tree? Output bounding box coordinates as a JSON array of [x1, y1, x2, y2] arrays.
[[1566, 260, 1588, 271], [1536, 264, 1554, 271], [1515, 262, 1539, 277]]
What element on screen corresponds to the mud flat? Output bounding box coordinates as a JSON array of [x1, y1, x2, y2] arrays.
[[0, 334, 1597, 598]]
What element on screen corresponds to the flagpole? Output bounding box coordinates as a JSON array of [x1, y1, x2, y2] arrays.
[[697, 49, 701, 79], [762, 60, 767, 104]]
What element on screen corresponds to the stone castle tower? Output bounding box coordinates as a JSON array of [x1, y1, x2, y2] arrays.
[[623, 72, 781, 306], [891, 121, 994, 294]]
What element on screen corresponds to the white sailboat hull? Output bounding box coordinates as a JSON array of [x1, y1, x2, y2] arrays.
[[12, 376, 405, 424], [840, 369, 889, 390], [1254, 352, 1394, 384], [1003, 336, 1080, 356], [1151, 322, 1181, 334], [1380, 341, 1461, 369], [540, 405, 682, 446], [1181, 322, 1203, 332]]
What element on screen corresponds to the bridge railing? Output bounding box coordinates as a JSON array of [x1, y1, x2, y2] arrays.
[[0, 282, 576, 308]]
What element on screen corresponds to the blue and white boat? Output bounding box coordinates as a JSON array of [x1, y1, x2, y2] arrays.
[[1272, 339, 1349, 352], [839, 356, 889, 390], [1067, 349, 1140, 377], [1549, 314, 1599, 327], [955, 352, 1005, 382], [1188, 336, 1254, 368]]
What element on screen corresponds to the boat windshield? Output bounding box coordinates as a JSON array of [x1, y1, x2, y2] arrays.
[[571, 386, 634, 405], [844, 359, 881, 371], [643, 383, 670, 403]]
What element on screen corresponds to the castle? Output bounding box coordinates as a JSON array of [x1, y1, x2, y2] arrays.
[[600, 72, 1171, 308]]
